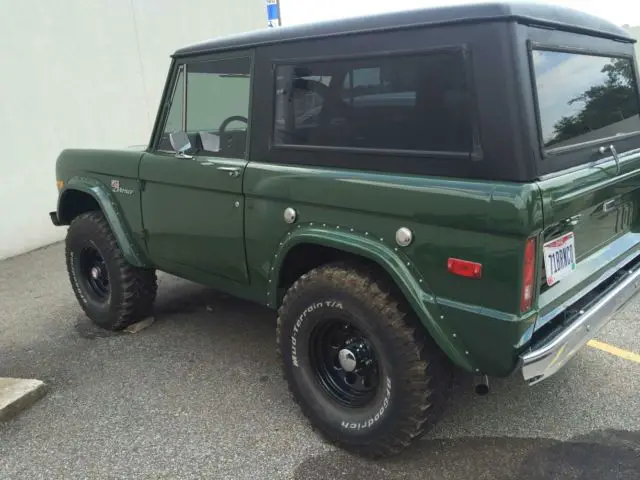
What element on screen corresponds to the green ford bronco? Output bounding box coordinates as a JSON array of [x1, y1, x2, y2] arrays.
[[51, 2, 640, 457]]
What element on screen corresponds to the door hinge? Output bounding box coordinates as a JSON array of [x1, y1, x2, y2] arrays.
[[142, 228, 149, 241], [138, 179, 146, 192]]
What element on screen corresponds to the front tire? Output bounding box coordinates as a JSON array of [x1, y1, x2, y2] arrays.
[[65, 211, 157, 331], [277, 263, 452, 457]]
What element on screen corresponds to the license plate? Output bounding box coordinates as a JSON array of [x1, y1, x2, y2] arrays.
[[543, 232, 576, 286]]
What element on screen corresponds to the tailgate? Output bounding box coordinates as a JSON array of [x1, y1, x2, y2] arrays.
[[529, 46, 640, 330], [535, 148, 640, 329]]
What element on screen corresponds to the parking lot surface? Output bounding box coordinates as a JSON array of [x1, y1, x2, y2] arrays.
[[1, 243, 638, 479]]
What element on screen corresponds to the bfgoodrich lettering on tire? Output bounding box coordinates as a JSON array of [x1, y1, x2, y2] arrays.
[[65, 211, 158, 331], [276, 263, 453, 457]]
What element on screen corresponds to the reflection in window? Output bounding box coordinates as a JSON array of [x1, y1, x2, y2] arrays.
[[532, 50, 640, 149], [274, 52, 473, 153], [274, 67, 328, 139]]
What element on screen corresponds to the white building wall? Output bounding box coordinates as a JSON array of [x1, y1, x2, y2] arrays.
[[0, 0, 266, 260]]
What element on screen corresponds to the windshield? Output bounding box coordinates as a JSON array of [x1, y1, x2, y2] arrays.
[[532, 49, 640, 150]]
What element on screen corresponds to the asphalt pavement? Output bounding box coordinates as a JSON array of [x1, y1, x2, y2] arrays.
[[1, 243, 638, 479]]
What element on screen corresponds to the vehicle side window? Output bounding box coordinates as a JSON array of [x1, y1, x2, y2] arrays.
[[158, 56, 252, 158], [273, 51, 473, 153], [531, 49, 640, 151]]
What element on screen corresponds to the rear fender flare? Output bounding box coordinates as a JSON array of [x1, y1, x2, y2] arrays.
[[268, 225, 474, 372]]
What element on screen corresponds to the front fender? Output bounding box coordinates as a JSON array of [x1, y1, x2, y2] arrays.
[[58, 176, 150, 268], [268, 225, 474, 372]]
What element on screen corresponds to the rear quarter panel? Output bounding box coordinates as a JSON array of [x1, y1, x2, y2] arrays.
[[244, 163, 544, 375]]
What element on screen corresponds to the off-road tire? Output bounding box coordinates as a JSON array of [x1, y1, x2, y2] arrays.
[[276, 262, 453, 457], [65, 211, 157, 331]]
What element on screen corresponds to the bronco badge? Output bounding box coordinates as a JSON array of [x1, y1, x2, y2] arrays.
[[111, 179, 134, 195]]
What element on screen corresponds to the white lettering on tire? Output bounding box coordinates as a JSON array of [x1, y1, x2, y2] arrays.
[[290, 300, 343, 368], [340, 377, 392, 430]]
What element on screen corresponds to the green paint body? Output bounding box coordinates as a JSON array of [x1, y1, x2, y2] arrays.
[[56, 145, 640, 377]]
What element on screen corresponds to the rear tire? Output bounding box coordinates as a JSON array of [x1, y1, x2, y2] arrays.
[[65, 211, 157, 331], [276, 263, 453, 457]]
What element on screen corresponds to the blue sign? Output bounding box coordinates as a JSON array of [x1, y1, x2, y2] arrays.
[[266, 0, 280, 27]]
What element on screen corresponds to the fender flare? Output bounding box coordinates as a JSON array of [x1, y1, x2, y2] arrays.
[[57, 176, 150, 268], [268, 225, 474, 372]]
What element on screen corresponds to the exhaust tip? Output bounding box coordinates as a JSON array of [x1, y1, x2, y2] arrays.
[[474, 374, 490, 396]]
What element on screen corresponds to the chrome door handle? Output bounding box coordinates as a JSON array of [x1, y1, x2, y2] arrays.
[[217, 166, 241, 178]]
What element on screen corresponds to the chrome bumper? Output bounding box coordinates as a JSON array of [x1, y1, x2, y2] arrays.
[[521, 266, 640, 384]]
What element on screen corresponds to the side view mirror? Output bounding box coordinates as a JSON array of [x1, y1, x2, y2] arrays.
[[169, 131, 192, 157]]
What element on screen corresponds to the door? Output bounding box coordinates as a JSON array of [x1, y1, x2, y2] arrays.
[[140, 54, 253, 283]]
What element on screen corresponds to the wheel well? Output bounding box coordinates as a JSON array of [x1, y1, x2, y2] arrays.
[[277, 243, 457, 374], [277, 243, 404, 305], [58, 190, 101, 224]]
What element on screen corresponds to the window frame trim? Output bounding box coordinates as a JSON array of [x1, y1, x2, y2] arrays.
[[156, 63, 187, 152], [526, 40, 640, 160], [181, 64, 188, 132], [269, 44, 482, 160], [148, 60, 183, 152]]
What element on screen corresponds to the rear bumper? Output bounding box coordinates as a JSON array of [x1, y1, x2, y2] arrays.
[[520, 265, 640, 384]]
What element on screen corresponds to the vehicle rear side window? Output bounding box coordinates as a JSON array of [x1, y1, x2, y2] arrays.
[[273, 51, 473, 153], [532, 49, 640, 150]]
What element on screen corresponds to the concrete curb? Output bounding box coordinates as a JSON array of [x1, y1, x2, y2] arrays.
[[0, 378, 47, 421]]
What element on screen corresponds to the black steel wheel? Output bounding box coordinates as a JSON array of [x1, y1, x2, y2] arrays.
[[65, 210, 157, 331], [310, 319, 380, 408], [277, 262, 454, 458], [76, 246, 110, 303]]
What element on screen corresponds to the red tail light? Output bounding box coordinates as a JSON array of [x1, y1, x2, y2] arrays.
[[520, 237, 537, 313]]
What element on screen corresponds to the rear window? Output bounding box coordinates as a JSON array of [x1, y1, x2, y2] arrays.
[[532, 49, 640, 150]]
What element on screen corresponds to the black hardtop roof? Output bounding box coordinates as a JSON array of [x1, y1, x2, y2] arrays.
[[173, 1, 634, 57]]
